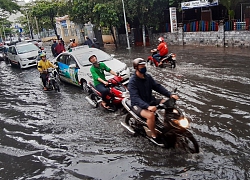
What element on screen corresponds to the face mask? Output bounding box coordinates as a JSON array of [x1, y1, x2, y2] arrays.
[[138, 67, 147, 74]]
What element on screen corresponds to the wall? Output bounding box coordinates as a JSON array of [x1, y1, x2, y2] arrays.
[[118, 24, 250, 48]]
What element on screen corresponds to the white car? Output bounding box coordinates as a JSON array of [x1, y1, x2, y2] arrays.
[[54, 46, 130, 91], [7, 42, 40, 69]]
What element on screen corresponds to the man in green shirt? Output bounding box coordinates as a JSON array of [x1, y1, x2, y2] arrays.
[[89, 55, 118, 108]]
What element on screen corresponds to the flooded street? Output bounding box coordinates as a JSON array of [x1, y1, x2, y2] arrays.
[[0, 45, 249, 180]]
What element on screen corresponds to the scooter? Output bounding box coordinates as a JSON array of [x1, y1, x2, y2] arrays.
[[120, 89, 199, 153], [43, 67, 60, 92], [85, 75, 129, 112], [147, 49, 176, 68]]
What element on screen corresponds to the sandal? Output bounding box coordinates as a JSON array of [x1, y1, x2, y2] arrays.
[[101, 101, 110, 109]]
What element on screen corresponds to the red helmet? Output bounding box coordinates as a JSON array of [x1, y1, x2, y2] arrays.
[[158, 37, 164, 42]]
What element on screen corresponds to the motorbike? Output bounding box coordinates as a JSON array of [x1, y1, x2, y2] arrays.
[[85, 75, 129, 112], [43, 67, 60, 92], [147, 49, 176, 68], [120, 89, 199, 153]]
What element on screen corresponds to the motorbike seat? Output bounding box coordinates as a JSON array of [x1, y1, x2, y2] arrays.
[[125, 99, 147, 121]]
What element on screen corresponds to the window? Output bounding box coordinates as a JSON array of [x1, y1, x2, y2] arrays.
[[57, 54, 67, 64], [66, 55, 76, 65], [8, 47, 13, 53]]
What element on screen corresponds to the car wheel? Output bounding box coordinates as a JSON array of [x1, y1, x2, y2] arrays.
[[81, 80, 88, 93]]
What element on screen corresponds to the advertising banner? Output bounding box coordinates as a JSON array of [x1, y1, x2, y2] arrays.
[[169, 7, 177, 33], [181, 0, 218, 10]]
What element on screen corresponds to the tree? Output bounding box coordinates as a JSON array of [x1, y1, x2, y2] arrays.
[[93, 2, 122, 48], [219, 0, 245, 20], [0, 0, 20, 14], [126, 0, 170, 30], [68, 0, 95, 25], [29, 0, 67, 39]]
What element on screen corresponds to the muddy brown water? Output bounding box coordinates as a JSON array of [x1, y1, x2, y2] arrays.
[[0, 45, 249, 180]]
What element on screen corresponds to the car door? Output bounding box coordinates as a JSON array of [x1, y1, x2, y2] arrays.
[[12, 47, 18, 64], [56, 54, 70, 82], [66, 55, 80, 85], [7, 46, 13, 62]]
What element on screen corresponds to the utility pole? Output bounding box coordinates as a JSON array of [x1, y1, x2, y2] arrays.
[[121, 0, 130, 49]]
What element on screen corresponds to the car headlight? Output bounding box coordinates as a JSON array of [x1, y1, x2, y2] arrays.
[[173, 117, 189, 128], [20, 58, 27, 61], [120, 64, 128, 72]]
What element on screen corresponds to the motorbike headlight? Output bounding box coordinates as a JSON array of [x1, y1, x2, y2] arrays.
[[179, 118, 189, 128], [173, 117, 189, 128]]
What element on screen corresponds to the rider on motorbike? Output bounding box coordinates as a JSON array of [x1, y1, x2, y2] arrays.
[[153, 37, 168, 66], [89, 55, 118, 109], [128, 58, 179, 146], [37, 53, 56, 91]]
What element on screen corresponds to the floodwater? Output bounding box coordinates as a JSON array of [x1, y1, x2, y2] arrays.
[[0, 45, 249, 180]]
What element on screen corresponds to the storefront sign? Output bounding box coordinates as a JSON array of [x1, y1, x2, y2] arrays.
[[181, 0, 218, 10], [169, 7, 177, 33]]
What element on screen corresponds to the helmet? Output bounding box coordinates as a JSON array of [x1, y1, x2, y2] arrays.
[[158, 37, 164, 42], [88, 54, 97, 62], [133, 58, 146, 69], [40, 52, 46, 58]]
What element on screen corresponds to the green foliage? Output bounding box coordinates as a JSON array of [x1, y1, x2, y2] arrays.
[[0, 0, 20, 14], [92, 2, 120, 27], [126, 0, 169, 28], [25, 0, 67, 38], [68, 0, 95, 25], [220, 0, 245, 19]]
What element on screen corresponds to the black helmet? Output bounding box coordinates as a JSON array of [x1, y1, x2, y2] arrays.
[[133, 58, 146, 69]]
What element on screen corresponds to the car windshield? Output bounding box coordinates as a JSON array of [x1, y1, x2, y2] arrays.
[[0, 48, 3, 52], [74, 49, 112, 66], [16, 44, 38, 54]]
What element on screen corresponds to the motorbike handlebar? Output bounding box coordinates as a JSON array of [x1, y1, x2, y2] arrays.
[[156, 98, 176, 109]]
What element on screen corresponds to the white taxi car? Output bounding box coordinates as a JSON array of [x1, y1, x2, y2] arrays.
[[54, 46, 130, 91], [7, 42, 40, 69]]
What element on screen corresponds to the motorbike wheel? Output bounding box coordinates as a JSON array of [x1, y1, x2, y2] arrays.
[[54, 82, 60, 92], [81, 80, 88, 93], [176, 131, 199, 154], [90, 94, 99, 108], [171, 61, 176, 69], [125, 113, 138, 129]]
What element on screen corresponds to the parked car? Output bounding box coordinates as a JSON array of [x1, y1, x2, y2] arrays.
[[7, 42, 40, 69], [53, 46, 130, 90]]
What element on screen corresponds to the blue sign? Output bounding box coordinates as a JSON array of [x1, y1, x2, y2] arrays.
[[19, 28, 23, 33], [15, 25, 19, 29]]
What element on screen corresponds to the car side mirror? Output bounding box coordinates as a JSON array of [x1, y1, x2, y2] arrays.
[[69, 64, 76, 68]]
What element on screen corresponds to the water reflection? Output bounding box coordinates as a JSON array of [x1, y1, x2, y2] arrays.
[[0, 45, 249, 179]]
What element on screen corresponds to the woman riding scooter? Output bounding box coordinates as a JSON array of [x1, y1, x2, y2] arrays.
[[37, 53, 56, 91]]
